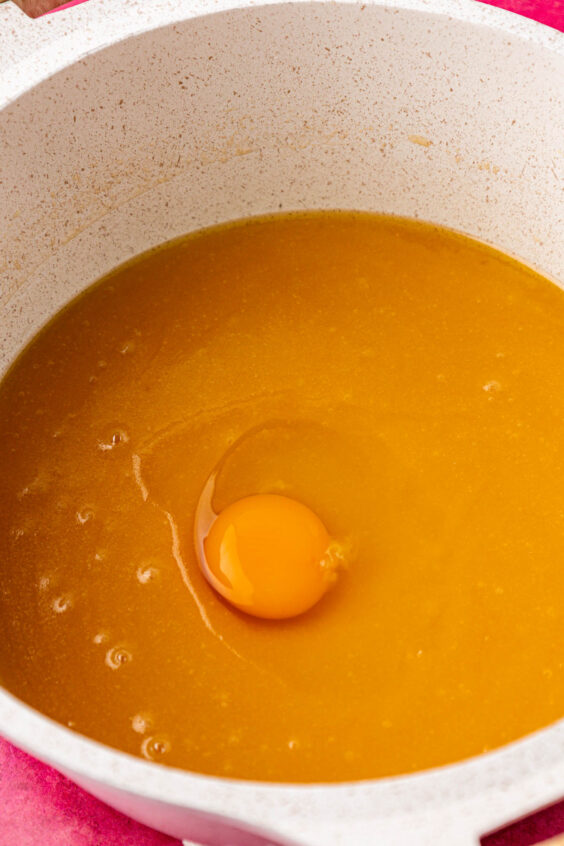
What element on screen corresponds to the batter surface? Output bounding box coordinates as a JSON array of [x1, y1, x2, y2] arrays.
[[1, 212, 564, 782]]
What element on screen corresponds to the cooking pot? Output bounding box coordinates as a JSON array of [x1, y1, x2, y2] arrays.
[[1, 1, 563, 843]]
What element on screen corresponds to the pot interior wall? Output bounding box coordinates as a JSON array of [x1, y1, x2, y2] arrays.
[[1, 2, 563, 375]]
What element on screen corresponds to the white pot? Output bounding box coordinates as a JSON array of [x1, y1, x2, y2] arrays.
[[1, 1, 563, 844]]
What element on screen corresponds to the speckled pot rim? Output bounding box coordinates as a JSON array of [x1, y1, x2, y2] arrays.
[[3, 679, 564, 825], [2, 0, 563, 110], [1, 0, 564, 838]]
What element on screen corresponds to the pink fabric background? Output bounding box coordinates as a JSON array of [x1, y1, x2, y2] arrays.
[[0, 740, 180, 846], [1, 2, 563, 845]]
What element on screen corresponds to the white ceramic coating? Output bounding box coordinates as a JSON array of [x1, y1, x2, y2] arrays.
[[1, 1, 564, 844]]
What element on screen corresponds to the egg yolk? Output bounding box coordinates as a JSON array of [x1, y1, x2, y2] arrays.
[[199, 494, 340, 619]]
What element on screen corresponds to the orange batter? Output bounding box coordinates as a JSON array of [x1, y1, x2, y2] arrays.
[[1, 211, 564, 782]]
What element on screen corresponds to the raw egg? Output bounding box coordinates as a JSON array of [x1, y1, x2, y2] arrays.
[[195, 491, 341, 619]]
